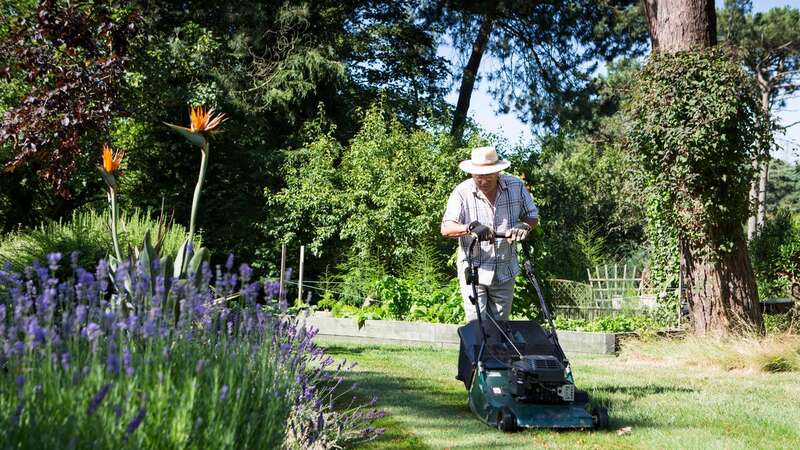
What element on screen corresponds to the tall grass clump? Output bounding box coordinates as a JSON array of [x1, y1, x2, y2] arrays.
[[620, 334, 800, 373], [0, 209, 193, 272], [0, 254, 382, 449]]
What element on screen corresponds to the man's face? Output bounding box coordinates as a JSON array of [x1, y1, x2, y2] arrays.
[[472, 172, 499, 191]]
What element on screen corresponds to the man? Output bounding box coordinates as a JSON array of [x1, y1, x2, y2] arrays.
[[441, 146, 539, 322]]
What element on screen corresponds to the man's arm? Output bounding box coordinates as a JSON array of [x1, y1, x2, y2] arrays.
[[523, 217, 539, 229], [441, 221, 470, 238]]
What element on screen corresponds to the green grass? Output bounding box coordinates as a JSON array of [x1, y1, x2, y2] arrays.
[[319, 339, 800, 450]]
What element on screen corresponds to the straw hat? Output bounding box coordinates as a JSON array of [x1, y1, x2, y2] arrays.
[[458, 146, 511, 175]]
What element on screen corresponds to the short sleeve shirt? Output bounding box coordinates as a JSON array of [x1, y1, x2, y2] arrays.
[[441, 174, 539, 285]]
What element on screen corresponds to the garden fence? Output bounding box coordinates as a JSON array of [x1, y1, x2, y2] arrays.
[[545, 263, 676, 321]]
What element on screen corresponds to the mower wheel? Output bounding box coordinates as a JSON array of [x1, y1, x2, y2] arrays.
[[497, 407, 517, 433], [592, 406, 609, 429]]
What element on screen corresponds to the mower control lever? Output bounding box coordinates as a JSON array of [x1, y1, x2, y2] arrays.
[[469, 231, 510, 241]]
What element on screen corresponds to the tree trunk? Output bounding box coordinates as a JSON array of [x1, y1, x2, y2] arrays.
[[757, 159, 769, 228], [680, 235, 762, 335], [756, 88, 771, 229], [747, 176, 758, 240], [450, 14, 494, 143], [648, 0, 716, 52], [645, 0, 762, 335]]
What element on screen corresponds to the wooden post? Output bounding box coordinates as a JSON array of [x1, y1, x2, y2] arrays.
[[279, 243, 286, 302], [297, 245, 305, 306]]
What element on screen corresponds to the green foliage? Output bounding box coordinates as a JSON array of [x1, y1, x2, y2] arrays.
[[510, 119, 646, 281], [271, 103, 462, 273], [643, 186, 681, 324], [766, 159, 800, 214], [575, 225, 607, 271], [334, 253, 387, 307], [718, 1, 800, 109], [750, 208, 800, 298], [554, 314, 660, 333], [626, 47, 769, 259], [763, 312, 799, 334], [431, 0, 648, 129], [0, 209, 194, 272], [318, 275, 463, 326]]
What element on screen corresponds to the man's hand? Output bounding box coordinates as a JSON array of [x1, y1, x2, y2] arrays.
[[508, 222, 532, 241], [467, 220, 494, 241]]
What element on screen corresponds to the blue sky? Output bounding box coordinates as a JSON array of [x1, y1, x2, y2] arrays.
[[442, 0, 800, 162]]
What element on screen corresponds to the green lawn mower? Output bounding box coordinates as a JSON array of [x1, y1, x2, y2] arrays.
[[456, 234, 609, 432]]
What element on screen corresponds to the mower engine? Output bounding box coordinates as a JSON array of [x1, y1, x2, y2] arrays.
[[510, 355, 575, 404]]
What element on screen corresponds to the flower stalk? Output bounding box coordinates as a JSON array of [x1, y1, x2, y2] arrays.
[[99, 144, 124, 262], [189, 143, 209, 239], [164, 106, 226, 241], [108, 185, 123, 262]]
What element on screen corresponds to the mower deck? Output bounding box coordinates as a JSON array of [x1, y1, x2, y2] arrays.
[[469, 368, 595, 429]]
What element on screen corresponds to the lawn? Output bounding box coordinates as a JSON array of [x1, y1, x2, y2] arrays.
[[320, 339, 800, 450]]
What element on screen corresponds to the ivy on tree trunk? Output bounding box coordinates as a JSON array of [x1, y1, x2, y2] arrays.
[[628, 1, 768, 334]]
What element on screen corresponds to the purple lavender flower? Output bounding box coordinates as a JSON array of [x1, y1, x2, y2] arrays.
[[82, 322, 102, 341], [107, 349, 120, 375], [125, 407, 146, 434], [316, 411, 324, 431], [61, 352, 71, 371], [239, 263, 252, 283], [126, 314, 139, 333], [87, 383, 113, 416], [27, 318, 46, 347], [47, 252, 62, 272], [75, 305, 88, 325], [265, 282, 280, 300], [142, 319, 157, 338], [219, 384, 229, 401], [123, 348, 134, 377], [16, 374, 25, 389], [70, 251, 80, 269], [225, 254, 235, 270]]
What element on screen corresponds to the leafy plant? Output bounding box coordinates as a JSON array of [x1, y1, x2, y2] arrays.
[[0, 209, 192, 273], [751, 208, 800, 299]]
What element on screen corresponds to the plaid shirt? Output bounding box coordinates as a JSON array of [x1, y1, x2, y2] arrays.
[[442, 174, 539, 285]]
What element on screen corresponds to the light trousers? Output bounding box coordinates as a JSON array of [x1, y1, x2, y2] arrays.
[[458, 269, 515, 322]]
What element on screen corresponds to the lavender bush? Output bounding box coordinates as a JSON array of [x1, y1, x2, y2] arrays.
[[0, 253, 382, 449]]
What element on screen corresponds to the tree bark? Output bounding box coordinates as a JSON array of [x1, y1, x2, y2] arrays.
[[747, 166, 758, 240], [680, 235, 762, 335], [648, 0, 716, 52], [450, 14, 495, 143], [756, 88, 771, 230], [645, 0, 762, 335], [757, 159, 769, 228]]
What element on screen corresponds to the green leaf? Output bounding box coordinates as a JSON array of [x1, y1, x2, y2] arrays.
[[163, 122, 207, 147]]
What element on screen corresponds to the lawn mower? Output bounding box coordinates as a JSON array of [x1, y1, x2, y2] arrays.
[[456, 233, 608, 432]]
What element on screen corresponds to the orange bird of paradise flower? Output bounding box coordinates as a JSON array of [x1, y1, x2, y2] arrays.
[[165, 106, 227, 147], [101, 144, 124, 173], [189, 106, 226, 134]]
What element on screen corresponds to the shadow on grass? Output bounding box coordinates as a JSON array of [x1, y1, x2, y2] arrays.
[[593, 383, 695, 400], [588, 384, 697, 429]]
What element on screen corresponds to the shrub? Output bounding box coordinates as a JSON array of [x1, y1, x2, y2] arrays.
[[270, 103, 463, 274], [0, 255, 382, 449], [554, 314, 660, 333], [750, 208, 800, 299], [0, 209, 193, 273]]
